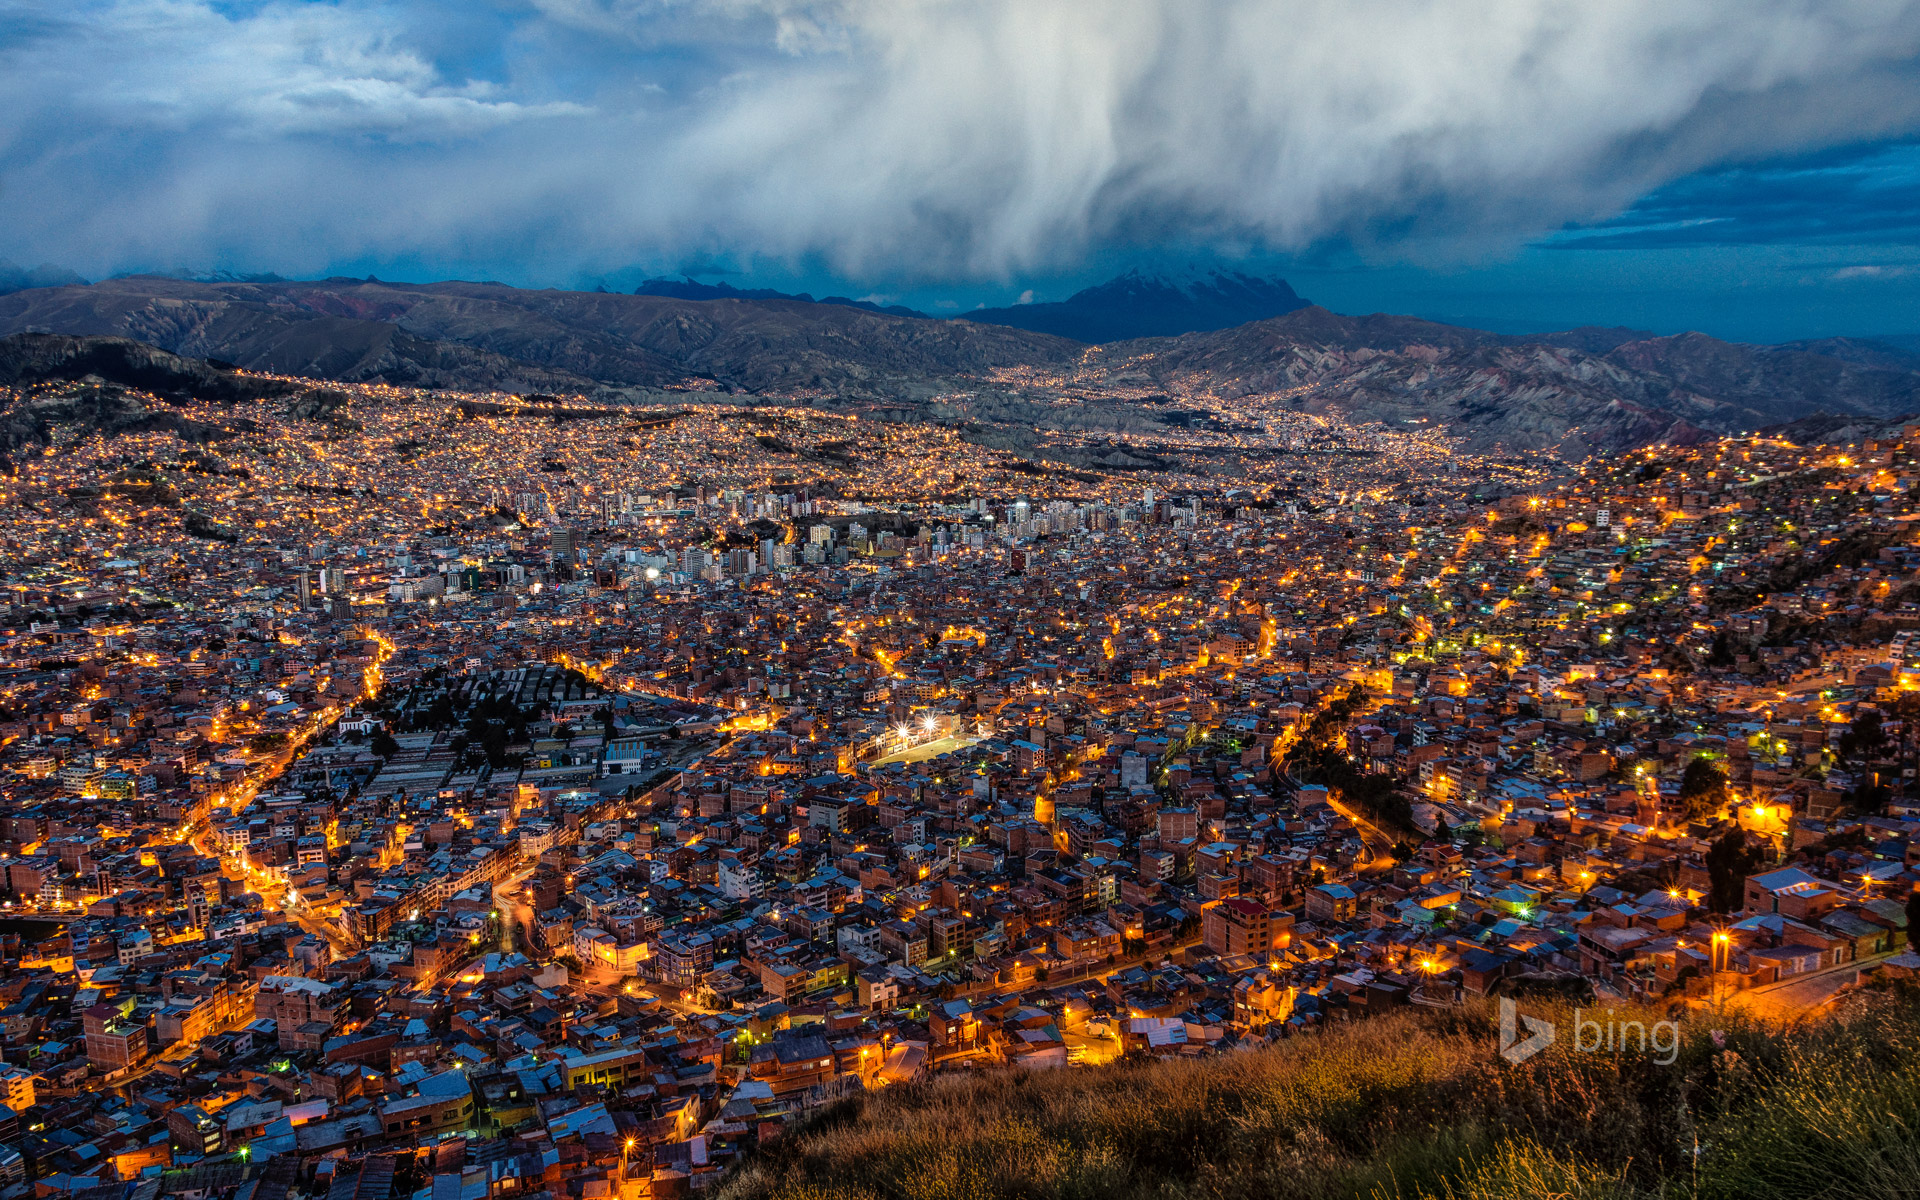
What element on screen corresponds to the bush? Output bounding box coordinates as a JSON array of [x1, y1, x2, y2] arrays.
[[715, 992, 1920, 1200]]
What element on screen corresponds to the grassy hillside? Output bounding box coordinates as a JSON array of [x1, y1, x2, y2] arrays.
[[715, 988, 1920, 1200]]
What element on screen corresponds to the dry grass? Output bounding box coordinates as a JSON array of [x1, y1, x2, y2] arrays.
[[715, 989, 1920, 1200]]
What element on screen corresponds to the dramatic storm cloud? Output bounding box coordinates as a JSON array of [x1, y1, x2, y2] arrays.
[[6, 0, 1920, 285]]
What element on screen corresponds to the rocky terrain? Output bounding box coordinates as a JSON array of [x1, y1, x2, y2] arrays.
[[3, 277, 1918, 453], [0, 331, 297, 403], [0, 332, 305, 466], [1082, 308, 1920, 455], [0, 276, 1079, 399]]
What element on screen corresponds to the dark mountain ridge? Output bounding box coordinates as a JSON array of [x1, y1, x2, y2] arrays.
[[3, 277, 1919, 453], [0, 331, 302, 463], [634, 277, 926, 319], [0, 330, 296, 403], [0, 259, 89, 296], [965, 269, 1312, 343], [0, 275, 1080, 397], [1082, 306, 1920, 454], [632, 268, 1313, 341]]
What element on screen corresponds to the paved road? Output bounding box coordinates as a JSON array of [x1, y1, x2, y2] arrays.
[[1724, 952, 1897, 1022], [493, 867, 539, 956], [1288, 765, 1399, 875], [170, 635, 400, 957], [1324, 791, 1399, 874], [191, 784, 366, 958]]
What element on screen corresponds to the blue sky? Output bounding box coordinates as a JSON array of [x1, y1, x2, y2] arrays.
[[9, 0, 1920, 343]]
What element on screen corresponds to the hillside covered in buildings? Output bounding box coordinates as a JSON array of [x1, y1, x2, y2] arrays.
[[0, 352, 1915, 1199]]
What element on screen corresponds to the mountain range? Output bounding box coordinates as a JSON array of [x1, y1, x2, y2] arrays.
[[0, 259, 87, 295], [2, 272, 1918, 454], [631, 268, 1315, 342], [1084, 308, 1920, 456], [632, 277, 927, 319], [966, 269, 1312, 342], [0, 274, 1079, 397]]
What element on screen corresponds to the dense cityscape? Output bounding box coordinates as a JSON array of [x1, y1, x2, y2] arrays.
[[0, 367, 1915, 1197]]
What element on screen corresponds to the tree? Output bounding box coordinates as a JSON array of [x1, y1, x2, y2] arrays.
[[1679, 756, 1729, 822], [423, 694, 456, 730], [1841, 710, 1887, 762], [1706, 827, 1764, 914], [370, 729, 399, 759], [1845, 776, 1891, 814]]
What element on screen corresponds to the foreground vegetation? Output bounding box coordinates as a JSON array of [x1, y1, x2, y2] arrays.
[[715, 988, 1920, 1200]]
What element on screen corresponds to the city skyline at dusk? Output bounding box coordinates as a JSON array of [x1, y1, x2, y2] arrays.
[[2, 6, 1920, 1200]]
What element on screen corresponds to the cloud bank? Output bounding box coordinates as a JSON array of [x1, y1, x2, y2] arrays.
[[6, 0, 1920, 285]]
